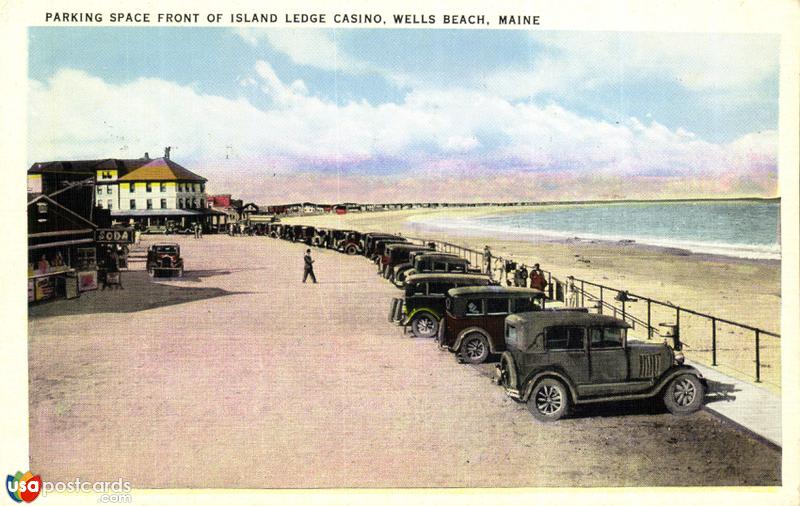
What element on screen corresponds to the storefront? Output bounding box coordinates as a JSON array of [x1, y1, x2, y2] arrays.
[[28, 194, 97, 303]]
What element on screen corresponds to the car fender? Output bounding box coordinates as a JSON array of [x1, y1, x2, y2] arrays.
[[498, 351, 519, 390], [453, 327, 492, 353], [404, 307, 441, 325], [654, 365, 707, 392], [520, 368, 580, 404]]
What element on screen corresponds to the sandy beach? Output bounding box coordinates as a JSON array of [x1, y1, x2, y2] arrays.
[[282, 207, 782, 389], [27, 234, 780, 488]]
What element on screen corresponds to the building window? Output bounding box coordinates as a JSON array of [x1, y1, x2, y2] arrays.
[[106, 185, 112, 194], [146, 182, 152, 193], [200, 199, 205, 208], [192, 198, 197, 209], [178, 183, 183, 192], [97, 201, 103, 209], [129, 199, 136, 210], [160, 199, 167, 209], [96, 186, 102, 195], [160, 182, 167, 192], [129, 184, 134, 193], [200, 183, 205, 193], [178, 198, 183, 209], [146, 199, 153, 210], [107, 200, 113, 210]]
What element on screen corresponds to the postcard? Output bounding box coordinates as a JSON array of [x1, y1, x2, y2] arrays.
[[2, 0, 798, 504]]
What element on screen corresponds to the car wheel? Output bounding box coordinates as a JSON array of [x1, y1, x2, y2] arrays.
[[528, 378, 570, 422], [459, 332, 490, 364], [177, 267, 184, 277], [663, 374, 705, 415], [411, 313, 439, 339], [345, 244, 358, 255], [392, 273, 405, 288], [147, 266, 155, 277]]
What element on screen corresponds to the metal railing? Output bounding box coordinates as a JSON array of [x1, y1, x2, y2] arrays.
[[404, 235, 780, 385]]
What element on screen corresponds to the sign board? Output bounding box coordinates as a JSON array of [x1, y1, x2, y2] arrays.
[[95, 228, 134, 244]]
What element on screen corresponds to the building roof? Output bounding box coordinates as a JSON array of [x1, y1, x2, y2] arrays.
[[28, 158, 149, 175], [117, 158, 206, 182], [111, 209, 206, 217]]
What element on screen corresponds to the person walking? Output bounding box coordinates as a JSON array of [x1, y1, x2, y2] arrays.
[[483, 245, 493, 277], [530, 263, 549, 292], [565, 275, 579, 307], [193, 222, 200, 239], [303, 249, 317, 283]]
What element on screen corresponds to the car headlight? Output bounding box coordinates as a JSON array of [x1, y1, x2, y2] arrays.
[[674, 352, 685, 365]]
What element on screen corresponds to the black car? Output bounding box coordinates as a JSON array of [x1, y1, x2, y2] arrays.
[[496, 311, 706, 421]]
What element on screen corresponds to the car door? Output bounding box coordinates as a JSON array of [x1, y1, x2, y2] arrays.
[[484, 297, 510, 351], [588, 326, 629, 386], [538, 326, 589, 385]]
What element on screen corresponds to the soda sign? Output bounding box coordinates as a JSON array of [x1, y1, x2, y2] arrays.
[[95, 228, 134, 244]]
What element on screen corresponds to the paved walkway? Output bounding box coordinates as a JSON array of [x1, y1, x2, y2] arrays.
[[692, 361, 782, 447]]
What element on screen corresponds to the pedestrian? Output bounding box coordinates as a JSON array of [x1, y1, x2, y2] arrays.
[[193, 222, 200, 239], [518, 264, 529, 287], [302, 248, 317, 284], [483, 245, 492, 276], [198, 223, 203, 239], [530, 263, 549, 292], [565, 275, 579, 307]]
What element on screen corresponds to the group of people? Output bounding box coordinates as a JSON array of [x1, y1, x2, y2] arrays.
[[502, 260, 549, 291]]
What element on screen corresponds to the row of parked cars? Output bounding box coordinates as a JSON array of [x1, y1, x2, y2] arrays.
[[269, 225, 708, 421]]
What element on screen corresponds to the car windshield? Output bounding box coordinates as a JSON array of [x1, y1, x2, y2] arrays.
[[155, 246, 177, 254]]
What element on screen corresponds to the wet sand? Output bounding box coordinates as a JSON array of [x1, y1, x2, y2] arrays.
[[283, 208, 781, 389], [27, 235, 780, 488]]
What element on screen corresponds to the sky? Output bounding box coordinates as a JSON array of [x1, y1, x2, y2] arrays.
[[27, 27, 780, 203]]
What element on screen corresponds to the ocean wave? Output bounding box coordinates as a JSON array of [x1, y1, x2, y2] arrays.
[[409, 215, 781, 261]]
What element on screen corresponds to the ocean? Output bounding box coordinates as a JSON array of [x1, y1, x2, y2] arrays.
[[414, 200, 781, 260]]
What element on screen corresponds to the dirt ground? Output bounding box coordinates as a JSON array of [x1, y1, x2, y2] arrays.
[[28, 235, 780, 488]]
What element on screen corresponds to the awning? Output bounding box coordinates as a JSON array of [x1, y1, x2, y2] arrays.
[[111, 209, 205, 217], [28, 238, 94, 250]]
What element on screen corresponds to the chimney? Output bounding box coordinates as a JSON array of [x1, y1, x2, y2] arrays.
[[144, 152, 150, 160], [164, 146, 171, 159]]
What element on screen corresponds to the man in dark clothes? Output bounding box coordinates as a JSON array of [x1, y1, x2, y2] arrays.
[[303, 249, 317, 283]]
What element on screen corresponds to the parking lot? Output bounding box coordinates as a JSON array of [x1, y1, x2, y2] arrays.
[[28, 235, 781, 488]]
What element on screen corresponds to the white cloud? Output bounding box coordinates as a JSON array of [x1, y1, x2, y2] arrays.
[[28, 66, 777, 202], [235, 28, 369, 73], [484, 32, 778, 100]]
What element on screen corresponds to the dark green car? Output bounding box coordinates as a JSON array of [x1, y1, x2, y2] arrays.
[[389, 272, 494, 338], [496, 311, 706, 421]]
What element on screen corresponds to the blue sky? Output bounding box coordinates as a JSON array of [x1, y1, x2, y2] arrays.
[[27, 27, 780, 201]]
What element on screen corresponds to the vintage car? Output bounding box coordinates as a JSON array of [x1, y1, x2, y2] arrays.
[[389, 272, 495, 338], [380, 243, 435, 280], [437, 286, 546, 364], [495, 311, 706, 421], [328, 230, 363, 254], [392, 252, 479, 287], [311, 228, 334, 248], [363, 233, 405, 258], [288, 225, 315, 244], [370, 237, 410, 263], [146, 243, 184, 277]]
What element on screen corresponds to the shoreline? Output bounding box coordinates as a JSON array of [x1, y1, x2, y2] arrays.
[[284, 207, 781, 389], [406, 213, 781, 265]]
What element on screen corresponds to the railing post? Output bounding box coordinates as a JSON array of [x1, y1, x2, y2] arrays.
[[675, 307, 680, 338], [647, 300, 652, 339], [599, 286, 604, 314], [711, 317, 717, 366], [581, 280, 585, 307], [621, 300, 626, 322], [755, 329, 761, 382], [547, 272, 553, 299]]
